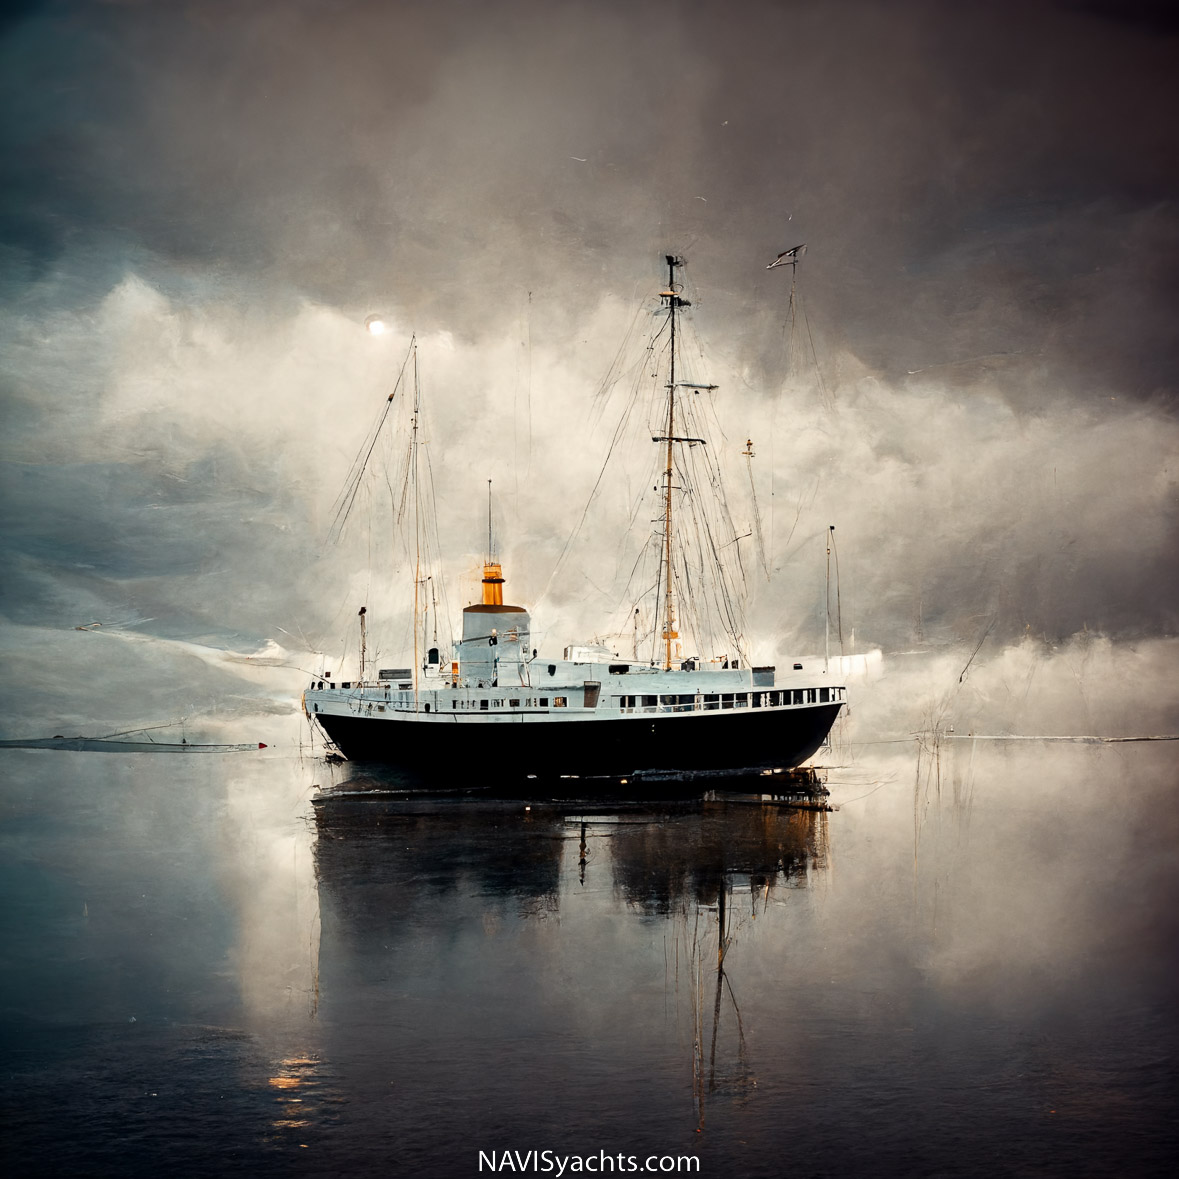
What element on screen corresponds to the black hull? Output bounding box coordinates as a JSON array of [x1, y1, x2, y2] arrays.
[[314, 703, 842, 781]]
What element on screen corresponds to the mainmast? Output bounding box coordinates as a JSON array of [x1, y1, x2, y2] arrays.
[[662, 257, 679, 669], [655, 255, 698, 670]]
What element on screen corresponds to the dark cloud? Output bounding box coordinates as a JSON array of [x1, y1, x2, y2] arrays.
[[0, 0, 1175, 722], [3, 1, 1176, 401]]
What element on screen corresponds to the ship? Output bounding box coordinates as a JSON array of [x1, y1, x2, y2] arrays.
[[304, 256, 846, 785]]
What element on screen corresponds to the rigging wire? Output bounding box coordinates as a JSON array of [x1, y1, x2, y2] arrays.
[[322, 334, 458, 672], [328, 335, 416, 545], [743, 440, 771, 581], [533, 344, 654, 609], [768, 253, 834, 567], [588, 286, 653, 425], [802, 299, 832, 411], [536, 263, 760, 665]]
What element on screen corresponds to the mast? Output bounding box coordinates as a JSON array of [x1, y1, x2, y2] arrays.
[[412, 345, 421, 708], [652, 256, 714, 669], [659, 255, 685, 670]]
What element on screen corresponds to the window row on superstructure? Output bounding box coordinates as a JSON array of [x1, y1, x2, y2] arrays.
[[307, 681, 845, 714], [616, 687, 843, 711]]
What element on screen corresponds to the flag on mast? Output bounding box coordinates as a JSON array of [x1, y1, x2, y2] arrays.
[[766, 244, 807, 269]]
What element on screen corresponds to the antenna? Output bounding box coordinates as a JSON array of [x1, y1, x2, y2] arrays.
[[358, 606, 367, 681], [478, 482, 507, 609], [830, 524, 844, 656], [412, 344, 421, 707], [825, 526, 833, 673]]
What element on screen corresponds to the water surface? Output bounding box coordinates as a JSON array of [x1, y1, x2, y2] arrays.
[[2, 740, 1175, 1176]]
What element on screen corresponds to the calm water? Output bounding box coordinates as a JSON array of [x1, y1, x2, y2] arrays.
[[2, 739, 1176, 1177]]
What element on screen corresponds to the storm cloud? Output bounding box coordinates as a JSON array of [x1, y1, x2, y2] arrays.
[[0, 0, 1176, 736]]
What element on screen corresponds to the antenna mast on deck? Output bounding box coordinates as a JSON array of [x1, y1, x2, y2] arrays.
[[480, 480, 505, 608], [412, 345, 421, 706], [825, 525, 833, 673], [358, 606, 367, 681]]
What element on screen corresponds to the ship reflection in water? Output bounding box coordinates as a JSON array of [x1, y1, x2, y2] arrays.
[[311, 778, 831, 1162], [302, 753, 1179, 1177]]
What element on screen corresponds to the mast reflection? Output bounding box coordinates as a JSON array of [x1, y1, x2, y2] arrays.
[[605, 801, 828, 915], [595, 802, 828, 1128], [311, 776, 830, 1132]]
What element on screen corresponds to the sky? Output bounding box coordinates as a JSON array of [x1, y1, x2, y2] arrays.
[[0, 0, 1176, 737]]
